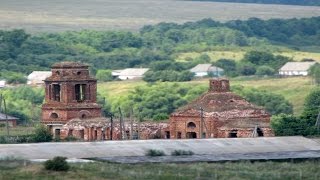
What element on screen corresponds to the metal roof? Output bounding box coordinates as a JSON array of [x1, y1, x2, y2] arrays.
[[190, 64, 224, 73], [27, 71, 52, 81], [0, 112, 19, 120], [279, 62, 316, 71], [119, 68, 149, 76]]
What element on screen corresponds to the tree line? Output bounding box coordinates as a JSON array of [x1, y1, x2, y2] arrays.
[[1, 17, 320, 83]]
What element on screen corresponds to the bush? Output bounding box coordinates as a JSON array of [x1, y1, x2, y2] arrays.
[[32, 125, 52, 142], [146, 149, 166, 156], [255, 65, 275, 76], [64, 136, 78, 142], [0, 135, 35, 144], [44, 156, 70, 171], [171, 150, 194, 156]]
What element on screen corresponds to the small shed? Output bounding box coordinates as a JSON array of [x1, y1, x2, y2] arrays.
[[118, 68, 149, 80], [27, 71, 52, 85], [0, 113, 19, 127], [279, 62, 316, 76], [190, 64, 224, 77]]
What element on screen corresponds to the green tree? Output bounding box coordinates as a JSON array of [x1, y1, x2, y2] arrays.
[[215, 59, 237, 76], [33, 125, 53, 142], [255, 65, 275, 76], [309, 63, 320, 85], [96, 69, 113, 82]]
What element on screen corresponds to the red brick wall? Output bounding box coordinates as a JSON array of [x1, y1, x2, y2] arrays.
[[169, 115, 274, 139]]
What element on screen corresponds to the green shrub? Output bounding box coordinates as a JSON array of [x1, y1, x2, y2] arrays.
[[64, 136, 78, 142], [32, 125, 52, 142], [171, 150, 194, 156], [44, 156, 70, 171], [146, 149, 166, 156]]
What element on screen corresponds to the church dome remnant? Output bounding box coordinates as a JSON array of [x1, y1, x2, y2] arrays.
[[169, 78, 273, 139]]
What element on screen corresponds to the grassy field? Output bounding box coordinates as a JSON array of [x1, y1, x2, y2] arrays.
[[1, 0, 320, 33], [176, 50, 320, 62], [98, 76, 315, 115], [0, 160, 319, 180], [0, 126, 35, 136]]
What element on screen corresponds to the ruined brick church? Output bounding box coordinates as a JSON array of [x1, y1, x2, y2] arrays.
[[41, 62, 168, 140], [41, 61, 273, 141], [169, 78, 273, 138]]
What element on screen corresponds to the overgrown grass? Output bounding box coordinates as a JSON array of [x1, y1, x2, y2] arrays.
[[0, 160, 319, 179], [0, 126, 35, 136], [171, 150, 195, 156], [145, 149, 166, 156]]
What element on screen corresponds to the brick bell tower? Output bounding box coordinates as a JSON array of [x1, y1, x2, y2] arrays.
[[41, 62, 102, 133]]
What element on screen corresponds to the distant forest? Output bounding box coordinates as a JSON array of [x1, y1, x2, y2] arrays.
[[190, 0, 320, 6], [0, 16, 320, 82]]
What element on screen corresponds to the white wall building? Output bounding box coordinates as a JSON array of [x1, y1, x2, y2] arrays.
[[0, 80, 6, 88], [27, 71, 52, 85], [190, 64, 224, 77], [118, 68, 149, 80], [279, 62, 316, 76]]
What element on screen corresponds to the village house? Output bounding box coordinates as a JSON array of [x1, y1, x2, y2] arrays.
[[27, 71, 52, 85], [116, 68, 149, 80], [279, 62, 316, 76], [0, 112, 19, 127], [169, 78, 273, 139], [190, 64, 224, 77]]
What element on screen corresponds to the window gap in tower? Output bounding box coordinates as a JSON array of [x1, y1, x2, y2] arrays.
[[75, 84, 87, 102], [52, 84, 61, 102]]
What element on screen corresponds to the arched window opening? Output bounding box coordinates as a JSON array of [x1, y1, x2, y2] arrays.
[[81, 114, 87, 119], [187, 122, 196, 128], [50, 113, 58, 119]]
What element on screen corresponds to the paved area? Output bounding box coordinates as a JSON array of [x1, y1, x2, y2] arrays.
[[0, 136, 320, 161]]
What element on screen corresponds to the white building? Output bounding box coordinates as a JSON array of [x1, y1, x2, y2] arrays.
[[279, 62, 316, 76], [117, 68, 149, 80], [111, 70, 124, 77], [190, 64, 224, 77], [27, 71, 52, 85], [0, 80, 6, 88]]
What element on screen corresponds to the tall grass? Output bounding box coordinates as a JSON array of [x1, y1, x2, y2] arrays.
[[0, 160, 319, 179]]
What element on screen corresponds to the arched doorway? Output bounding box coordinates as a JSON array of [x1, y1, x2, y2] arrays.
[[186, 132, 197, 139], [257, 128, 264, 137], [229, 130, 238, 138]]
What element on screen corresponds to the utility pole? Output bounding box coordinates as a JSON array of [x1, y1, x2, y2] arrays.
[[108, 112, 114, 140], [4, 98, 9, 136], [200, 107, 204, 139], [315, 107, 320, 134], [130, 108, 133, 140], [118, 107, 123, 140]]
